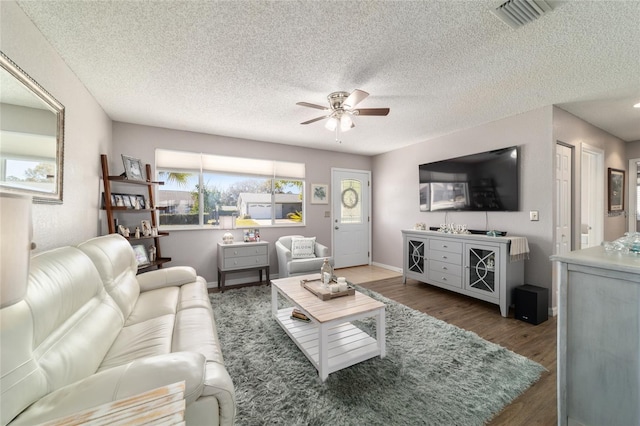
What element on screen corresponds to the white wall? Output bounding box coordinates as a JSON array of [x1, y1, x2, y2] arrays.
[[371, 107, 555, 303], [111, 122, 372, 283], [1, 1, 112, 251]]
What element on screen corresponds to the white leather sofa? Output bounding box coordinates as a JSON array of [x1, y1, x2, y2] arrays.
[[0, 234, 235, 426]]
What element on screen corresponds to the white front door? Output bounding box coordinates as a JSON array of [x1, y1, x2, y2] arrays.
[[331, 168, 371, 268]]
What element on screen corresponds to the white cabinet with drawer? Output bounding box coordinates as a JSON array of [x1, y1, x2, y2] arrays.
[[217, 241, 269, 292], [428, 239, 463, 288], [402, 230, 525, 317]]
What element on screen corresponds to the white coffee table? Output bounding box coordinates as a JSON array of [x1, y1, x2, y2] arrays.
[[271, 273, 386, 382]]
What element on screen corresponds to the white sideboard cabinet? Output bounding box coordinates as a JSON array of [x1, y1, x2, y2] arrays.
[[552, 246, 640, 426], [402, 230, 525, 317]]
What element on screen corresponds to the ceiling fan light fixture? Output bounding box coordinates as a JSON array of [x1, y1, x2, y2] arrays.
[[325, 116, 338, 131], [340, 115, 353, 132]]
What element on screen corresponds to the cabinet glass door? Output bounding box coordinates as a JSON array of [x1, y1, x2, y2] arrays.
[[466, 246, 497, 295], [408, 239, 425, 274]]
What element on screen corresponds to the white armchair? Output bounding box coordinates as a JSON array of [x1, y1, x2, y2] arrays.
[[275, 235, 334, 278]]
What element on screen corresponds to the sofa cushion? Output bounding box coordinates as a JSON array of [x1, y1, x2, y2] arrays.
[[291, 237, 316, 258], [77, 234, 140, 320], [173, 306, 224, 364]]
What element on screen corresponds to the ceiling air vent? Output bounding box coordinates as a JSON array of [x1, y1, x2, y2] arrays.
[[492, 0, 554, 29]]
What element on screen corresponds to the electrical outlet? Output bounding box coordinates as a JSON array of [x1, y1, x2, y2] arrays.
[[530, 210, 539, 221]]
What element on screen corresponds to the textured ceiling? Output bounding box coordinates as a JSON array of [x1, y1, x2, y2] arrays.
[[15, 0, 640, 155]]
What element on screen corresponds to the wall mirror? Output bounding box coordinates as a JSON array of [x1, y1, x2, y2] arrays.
[[0, 51, 65, 203]]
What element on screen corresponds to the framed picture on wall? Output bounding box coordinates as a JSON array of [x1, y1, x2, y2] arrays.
[[607, 168, 625, 212], [310, 183, 329, 204]]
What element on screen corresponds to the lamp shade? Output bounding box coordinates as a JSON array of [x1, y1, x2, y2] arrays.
[[0, 193, 32, 308], [324, 116, 338, 131], [340, 114, 353, 132]]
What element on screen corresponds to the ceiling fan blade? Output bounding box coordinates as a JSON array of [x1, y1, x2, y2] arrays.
[[355, 108, 390, 116], [300, 115, 329, 125], [343, 89, 369, 109], [296, 102, 329, 111]]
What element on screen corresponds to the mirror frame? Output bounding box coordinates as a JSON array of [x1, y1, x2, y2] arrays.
[[0, 51, 65, 204]]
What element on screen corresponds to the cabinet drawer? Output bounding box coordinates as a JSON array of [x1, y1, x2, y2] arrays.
[[429, 249, 462, 265], [428, 269, 462, 288], [223, 245, 268, 259], [429, 239, 462, 253], [224, 255, 268, 270], [429, 260, 461, 277]]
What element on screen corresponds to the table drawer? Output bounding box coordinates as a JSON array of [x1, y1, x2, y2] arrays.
[[223, 245, 268, 259], [429, 259, 462, 277], [429, 239, 462, 253], [224, 254, 268, 270], [428, 269, 462, 288], [429, 249, 462, 265]]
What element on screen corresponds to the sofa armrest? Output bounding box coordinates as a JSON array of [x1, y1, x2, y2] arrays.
[[137, 266, 198, 292], [315, 242, 330, 258], [202, 361, 236, 426], [275, 240, 292, 277], [10, 352, 207, 426]]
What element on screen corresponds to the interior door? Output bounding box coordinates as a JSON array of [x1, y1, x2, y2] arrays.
[[555, 143, 573, 256], [580, 144, 604, 248], [331, 168, 371, 268], [554, 143, 573, 311]]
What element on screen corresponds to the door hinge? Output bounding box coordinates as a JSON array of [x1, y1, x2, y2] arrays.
[[368, 251, 370, 258]]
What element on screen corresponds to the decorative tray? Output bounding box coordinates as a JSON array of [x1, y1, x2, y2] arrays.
[[300, 278, 355, 301]]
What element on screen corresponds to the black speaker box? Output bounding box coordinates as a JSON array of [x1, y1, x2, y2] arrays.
[[514, 285, 548, 325]]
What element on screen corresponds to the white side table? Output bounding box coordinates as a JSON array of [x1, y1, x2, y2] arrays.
[[217, 241, 269, 292]]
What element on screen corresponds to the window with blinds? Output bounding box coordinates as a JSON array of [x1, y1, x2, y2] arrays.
[[155, 149, 305, 228]]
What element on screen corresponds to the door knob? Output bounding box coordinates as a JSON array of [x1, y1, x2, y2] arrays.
[[335, 226, 339, 230]]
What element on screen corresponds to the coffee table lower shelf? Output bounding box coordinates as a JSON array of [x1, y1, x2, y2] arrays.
[[274, 307, 382, 381]]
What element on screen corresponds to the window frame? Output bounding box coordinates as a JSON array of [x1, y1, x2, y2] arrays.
[[155, 150, 305, 230]]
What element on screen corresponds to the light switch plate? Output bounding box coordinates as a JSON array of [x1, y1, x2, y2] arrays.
[[530, 210, 539, 221]]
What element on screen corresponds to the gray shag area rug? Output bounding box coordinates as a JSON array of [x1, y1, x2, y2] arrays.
[[210, 285, 545, 426]]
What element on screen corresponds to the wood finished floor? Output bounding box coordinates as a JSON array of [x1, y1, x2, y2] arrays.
[[335, 265, 557, 426]]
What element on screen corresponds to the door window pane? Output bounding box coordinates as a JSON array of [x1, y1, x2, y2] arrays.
[[340, 179, 362, 224]]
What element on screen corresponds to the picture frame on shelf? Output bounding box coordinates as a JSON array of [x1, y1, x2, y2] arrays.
[[129, 194, 140, 209], [122, 194, 132, 208], [136, 195, 146, 209], [114, 193, 125, 207], [310, 183, 329, 204], [131, 244, 150, 266], [608, 168, 625, 212], [122, 154, 145, 181]]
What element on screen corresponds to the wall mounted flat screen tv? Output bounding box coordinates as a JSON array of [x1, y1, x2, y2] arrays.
[[419, 146, 519, 212]]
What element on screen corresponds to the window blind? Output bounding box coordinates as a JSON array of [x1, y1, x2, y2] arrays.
[[156, 149, 305, 179]]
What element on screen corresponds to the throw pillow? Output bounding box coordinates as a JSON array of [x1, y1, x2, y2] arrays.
[[291, 237, 316, 259]]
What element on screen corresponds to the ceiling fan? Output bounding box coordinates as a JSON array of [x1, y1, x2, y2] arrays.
[[296, 89, 390, 135]]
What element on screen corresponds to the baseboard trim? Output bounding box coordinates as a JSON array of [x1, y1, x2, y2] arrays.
[[207, 273, 274, 290], [371, 261, 402, 273]]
